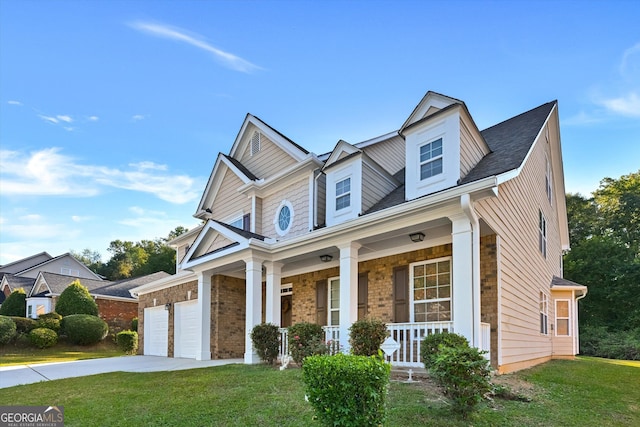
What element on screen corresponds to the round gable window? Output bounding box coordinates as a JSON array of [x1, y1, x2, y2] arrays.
[[274, 200, 294, 236]]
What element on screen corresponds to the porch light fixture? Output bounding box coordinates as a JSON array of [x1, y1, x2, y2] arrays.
[[320, 254, 333, 262], [164, 303, 171, 310], [409, 232, 425, 243]]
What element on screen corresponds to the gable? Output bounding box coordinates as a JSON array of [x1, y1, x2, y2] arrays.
[[0, 252, 52, 274], [401, 91, 463, 131], [237, 127, 299, 178], [209, 168, 252, 223], [16, 253, 102, 281]]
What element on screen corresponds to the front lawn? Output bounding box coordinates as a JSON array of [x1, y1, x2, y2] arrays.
[[0, 339, 122, 366], [0, 357, 638, 426]]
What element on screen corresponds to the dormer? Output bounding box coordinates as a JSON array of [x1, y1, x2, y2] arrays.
[[400, 92, 489, 200], [323, 140, 399, 227]]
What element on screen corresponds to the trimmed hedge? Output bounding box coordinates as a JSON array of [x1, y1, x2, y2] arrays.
[[131, 317, 138, 332], [116, 330, 138, 354], [37, 312, 62, 332], [0, 289, 26, 316], [303, 354, 391, 427], [61, 314, 108, 345], [420, 331, 470, 368], [11, 316, 37, 334], [0, 315, 17, 345], [55, 280, 99, 316], [288, 322, 327, 365], [29, 327, 58, 349], [250, 323, 280, 365], [349, 318, 388, 356]]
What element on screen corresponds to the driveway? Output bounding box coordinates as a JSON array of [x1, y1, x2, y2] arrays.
[[0, 356, 243, 389]]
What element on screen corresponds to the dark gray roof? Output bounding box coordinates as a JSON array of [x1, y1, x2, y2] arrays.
[[252, 115, 310, 155], [214, 220, 267, 241], [2, 274, 36, 295], [223, 154, 259, 181], [39, 271, 171, 299], [40, 272, 106, 295], [551, 275, 585, 288]]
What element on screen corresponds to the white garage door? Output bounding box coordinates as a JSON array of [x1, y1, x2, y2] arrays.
[[174, 300, 199, 359], [144, 306, 168, 357]]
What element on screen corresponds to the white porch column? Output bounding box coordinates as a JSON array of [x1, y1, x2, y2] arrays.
[[196, 272, 212, 360], [449, 212, 479, 347], [338, 242, 361, 353], [265, 261, 283, 326], [244, 257, 263, 364]]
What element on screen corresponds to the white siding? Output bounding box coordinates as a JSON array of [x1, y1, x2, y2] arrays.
[[363, 135, 405, 175]]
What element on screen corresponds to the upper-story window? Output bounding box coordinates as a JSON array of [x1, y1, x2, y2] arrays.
[[335, 177, 351, 210], [419, 138, 443, 180], [539, 210, 547, 258], [229, 217, 244, 229], [545, 156, 553, 205], [274, 200, 294, 236]]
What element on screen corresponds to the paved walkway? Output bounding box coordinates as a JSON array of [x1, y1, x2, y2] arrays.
[[0, 356, 243, 389]]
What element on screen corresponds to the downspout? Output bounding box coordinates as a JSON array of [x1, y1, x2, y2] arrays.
[[574, 290, 587, 355], [461, 193, 481, 348]]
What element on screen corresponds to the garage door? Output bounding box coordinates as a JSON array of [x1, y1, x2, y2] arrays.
[[144, 306, 168, 357], [174, 300, 199, 359]]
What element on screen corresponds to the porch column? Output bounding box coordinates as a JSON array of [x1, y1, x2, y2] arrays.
[[338, 242, 361, 353], [196, 272, 212, 361], [244, 257, 264, 364], [449, 212, 479, 347], [265, 261, 283, 326]]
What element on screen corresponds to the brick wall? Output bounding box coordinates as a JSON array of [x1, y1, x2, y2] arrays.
[[96, 298, 137, 334], [211, 274, 246, 358], [480, 234, 498, 368]]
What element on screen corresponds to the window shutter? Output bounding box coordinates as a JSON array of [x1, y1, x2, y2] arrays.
[[242, 213, 251, 231], [358, 272, 368, 320], [316, 279, 328, 326], [393, 266, 409, 323]]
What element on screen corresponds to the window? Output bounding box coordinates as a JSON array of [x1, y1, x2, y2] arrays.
[[419, 138, 443, 180], [229, 217, 244, 229], [545, 157, 553, 204], [27, 305, 33, 318], [36, 305, 46, 316], [329, 278, 340, 326], [280, 284, 293, 296], [540, 291, 548, 335], [539, 210, 547, 258], [61, 267, 80, 276], [411, 258, 451, 322], [335, 177, 351, 210], [274, 200, 294, 236], [555, 300, 570, 336], [251, 131, 261, 156]]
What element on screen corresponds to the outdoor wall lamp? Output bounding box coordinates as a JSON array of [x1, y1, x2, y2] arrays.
[[165, 303, 171, 310], [320, 254, 333, 262], [409, 232, 425, 243]]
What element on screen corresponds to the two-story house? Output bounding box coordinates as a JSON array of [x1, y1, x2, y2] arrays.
[[130, 91, 587, 374]]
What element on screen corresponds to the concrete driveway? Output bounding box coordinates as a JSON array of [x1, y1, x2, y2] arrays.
[[0, 356, 243, 389]]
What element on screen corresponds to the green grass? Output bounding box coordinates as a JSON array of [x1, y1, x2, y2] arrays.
[[0, 357, 638, 426], [0, 339, 122, 366]]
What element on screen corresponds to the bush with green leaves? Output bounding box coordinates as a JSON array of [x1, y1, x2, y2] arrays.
[[10, 316, 37, 334], [288, 322, 327, 365], [250, 323, 280, 365], [421, 331, 470, 368], [55, 280, 99, 316], [0, 289, 26, 316], [116, 330, 138, 354], [0, 315, 17, 345], [303, 353, 391, 427], [37, 312, 62, 332], [430, 345, 492, 417], [61, 314, 108, 345], [28, 327, 58, 349], [580, 326, 640, 360], [349, 318, 388, 356], [131, 317, 138, 332]]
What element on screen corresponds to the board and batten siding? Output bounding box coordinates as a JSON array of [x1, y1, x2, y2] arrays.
[[238, 130, 297, 180], [362, 135, 406, 175], [210, 169, 251, 222], [459, 117, 489, 178], [261, 178, 310, 240], [474, 114, 563, 370], [361, 162, 397, 213]]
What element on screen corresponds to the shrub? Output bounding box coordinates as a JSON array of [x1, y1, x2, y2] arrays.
[[288, 322, 327, 365], [349, 318, 388, 356], [10, 316, 37, 334], [250, 323, 280, 365], [580, 327, 640, 360], [430, 345, 492, 417], [131, 317, 138, 332], [28, 327, 58, 349], [116, 330, 138, 354], [303, 353, 391, 427], [0, 315, 17, 345], [0, 289, 26, 316], [55, 280, 99, 316], [61, 314, 108, 345], [37, 312, 62, 332], [421, 331, 470, 368]]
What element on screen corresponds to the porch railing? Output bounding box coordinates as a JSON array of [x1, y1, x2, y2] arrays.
[[480, 322, 491, 361], [279, 326, 341, 359], [386, 321, 453, 367]]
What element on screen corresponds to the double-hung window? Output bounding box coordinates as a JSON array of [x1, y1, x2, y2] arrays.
[[329, 278, 340, 326], [335, 178, 351, 211], [555, 300, 570, 336], [540, 291, 549, 335], [539, 210, 547, 258], [411, 258, 451, 322], [419, 138, 443, 180]]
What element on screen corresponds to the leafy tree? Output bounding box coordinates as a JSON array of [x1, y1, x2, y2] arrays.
[[0, 289, 26, 316], [55, 280, 99, 316], [70, 249, 104, 275]]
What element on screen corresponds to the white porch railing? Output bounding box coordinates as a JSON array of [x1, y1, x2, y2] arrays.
[[279, 326, 341, 359]]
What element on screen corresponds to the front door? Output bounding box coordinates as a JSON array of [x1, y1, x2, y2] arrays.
[[281, 294, 292, 327]]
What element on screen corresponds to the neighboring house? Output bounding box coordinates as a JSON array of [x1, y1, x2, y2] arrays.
[[131, 91, 586, 374], [1, 252, 169, 332]]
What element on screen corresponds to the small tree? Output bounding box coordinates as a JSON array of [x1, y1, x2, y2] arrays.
[[250, 323, 280, 365], [0, 289, 27, 317], [349, 318, 388, 356], [55, 280, 98, 316]]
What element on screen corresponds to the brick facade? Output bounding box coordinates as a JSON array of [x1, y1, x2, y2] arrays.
[[96, 298, 138, 334], [480, 234, 498, 368]]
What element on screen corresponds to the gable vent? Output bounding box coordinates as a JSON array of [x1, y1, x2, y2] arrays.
[[251, 131, 262, 156]]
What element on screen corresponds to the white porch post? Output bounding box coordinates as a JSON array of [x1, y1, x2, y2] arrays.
[[449, 212, 479, 347], [196, 272, 212, 361], [244, 257, 263, 364], [265, 261, 283, 326], [338, 242, 360, 353]]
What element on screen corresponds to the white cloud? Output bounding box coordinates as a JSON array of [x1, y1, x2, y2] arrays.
[[620, 42, 640, 77], [71, 215, 93, 222], [57, 115, 73, 123], [7, 100, 23, 106], [600, 92, 640, 117], [39, 114, 59, 124], [0, 214, 79, 240], [0, 147, 201, 204], [129, 21, 262, 73], [88, 116, 99, 121], [132, 114, 146, 122], [117, 206, 196, 242]]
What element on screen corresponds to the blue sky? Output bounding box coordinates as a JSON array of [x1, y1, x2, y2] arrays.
[[1, 0, 638, 265]]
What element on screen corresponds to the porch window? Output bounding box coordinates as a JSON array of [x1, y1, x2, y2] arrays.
[[555, 299, 570, 336], [419, 138, 443, 180], [539, 210, 547, 258], [329, 277, 340, 326], [540, 291, 548, 335], [335, 178, 351, 211], [411, 257, 451, 322]]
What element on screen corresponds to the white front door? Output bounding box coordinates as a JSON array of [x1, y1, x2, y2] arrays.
[[144, 306, 168, 357], [174, 300, 198, 359]]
